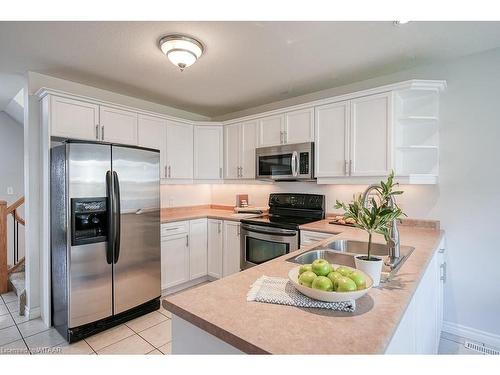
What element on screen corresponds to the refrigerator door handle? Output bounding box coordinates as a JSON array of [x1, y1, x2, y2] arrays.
[[105, 170, 114, 265], [113, 171, 121, 264]]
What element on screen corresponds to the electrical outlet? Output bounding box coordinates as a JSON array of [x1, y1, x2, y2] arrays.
[[7, 187, 14, 195]]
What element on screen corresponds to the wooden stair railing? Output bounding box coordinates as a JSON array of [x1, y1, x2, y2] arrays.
[[1, 196, 25, 294]]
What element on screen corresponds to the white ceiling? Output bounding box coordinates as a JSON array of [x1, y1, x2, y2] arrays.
[[1, 21, 500, 117]]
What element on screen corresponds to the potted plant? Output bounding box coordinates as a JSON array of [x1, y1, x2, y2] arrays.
[[334, 172, 406, 286]]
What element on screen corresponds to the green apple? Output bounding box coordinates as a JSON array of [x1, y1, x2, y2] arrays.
[[336, 276, 357, 292], [348, 270, 367, 290], [298, 271, 317, 288], [311, 259, 333, 276], [311, 276, 334, 292], [336, 266, 353, 277], [299, 264, 313, 275], [327, 271, 343, 291]]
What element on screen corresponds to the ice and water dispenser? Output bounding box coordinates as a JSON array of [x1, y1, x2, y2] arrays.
[[71, 198, 108, 246]]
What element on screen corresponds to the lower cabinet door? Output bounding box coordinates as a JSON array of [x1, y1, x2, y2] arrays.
[[189, 219, 208, 280], [161, 234, 190, 290], [385, 249, 443, 354], [207, 219, 223, 279], [223, 221, 241, 277]]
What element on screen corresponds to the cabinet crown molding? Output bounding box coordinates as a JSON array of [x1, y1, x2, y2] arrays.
[[35, 79, 446, 128]]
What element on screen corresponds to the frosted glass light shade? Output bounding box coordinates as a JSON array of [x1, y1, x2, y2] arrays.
[[159, 35, 204, 71]]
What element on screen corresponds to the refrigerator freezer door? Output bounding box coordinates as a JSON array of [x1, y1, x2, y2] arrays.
[[112, 146, 161, 314], [68, 143, 113, 328]]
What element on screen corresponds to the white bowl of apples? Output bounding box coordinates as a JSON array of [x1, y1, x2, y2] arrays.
[[288, 259, 373, 303]]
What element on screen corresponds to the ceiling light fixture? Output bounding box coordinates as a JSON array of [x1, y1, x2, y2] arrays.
[[159, 34, 204, 72], [393, 20, 410, 26]]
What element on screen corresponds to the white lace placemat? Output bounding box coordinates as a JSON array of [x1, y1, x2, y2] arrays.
[[247, 276, 355, 312]]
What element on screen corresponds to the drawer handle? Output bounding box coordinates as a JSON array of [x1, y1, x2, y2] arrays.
[[164, 227, 181, 231]]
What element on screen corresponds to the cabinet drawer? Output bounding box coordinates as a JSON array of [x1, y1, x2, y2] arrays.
[[161, 221, 189, 237], [300, 230, 332, 247]]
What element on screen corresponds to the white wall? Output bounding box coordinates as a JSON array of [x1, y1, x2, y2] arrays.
[[168, 48, 500, 340], [0, 111, 25, 265]]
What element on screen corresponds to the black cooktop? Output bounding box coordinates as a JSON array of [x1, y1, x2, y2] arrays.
[[240, 193, 325, 230], [241, 214, 321, 230]]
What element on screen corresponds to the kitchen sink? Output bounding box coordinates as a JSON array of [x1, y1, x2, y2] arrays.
[[326, 240, 415, 258], [287, 240, 415, 281], [289, 249, 356, 268]]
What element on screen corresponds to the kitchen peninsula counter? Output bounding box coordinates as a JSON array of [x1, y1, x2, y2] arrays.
[[163, 222, 445, 354]]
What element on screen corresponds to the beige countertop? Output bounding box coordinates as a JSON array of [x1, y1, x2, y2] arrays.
[[163, 222, 444, 354], [161, 205, 263, 223]]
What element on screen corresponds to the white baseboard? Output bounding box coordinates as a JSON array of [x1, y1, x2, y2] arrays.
[[442, 321, 500, 349], [24, 305, 41, 320], [162, 276, 209, 296]]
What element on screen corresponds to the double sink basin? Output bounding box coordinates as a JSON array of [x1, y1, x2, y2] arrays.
[[287, 239, 415, 279]]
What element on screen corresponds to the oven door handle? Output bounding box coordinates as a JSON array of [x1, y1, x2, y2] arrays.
[[241, 224, 297, 236]]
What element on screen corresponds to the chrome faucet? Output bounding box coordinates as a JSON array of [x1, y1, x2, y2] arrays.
[[361, 184, 400, 268]]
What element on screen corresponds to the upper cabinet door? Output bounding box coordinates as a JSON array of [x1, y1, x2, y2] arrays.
[[138, 114, 167, 179], [194, 125, 223, 180], [166, 121, 193, 179], [350, 92, 393, 176], [224, 124, 240, 179], [284, 108, 314, 144], [314, 101, 350, 177], [99, 106, 138, 145], [240, 121, 257, 179], [257, 114, 285, 147], [50, 96, 99, 140]]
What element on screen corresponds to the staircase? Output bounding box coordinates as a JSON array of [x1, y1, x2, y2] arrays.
[[1, 196, 26, 315]]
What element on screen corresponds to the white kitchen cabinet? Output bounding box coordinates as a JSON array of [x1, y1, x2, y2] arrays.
[[161, 226, 190, 290], [99, 106, 138, 145], [207, 219, 223, 279], [222, 221, 241, 277], [284, 108, 314, 144], [315, 101, 350, 177], [257, 114, 285, 147], [349, 92, 392, 176], [314, 92, 392, 179], [300, 230, 332, 247], [194, 125, 223, 180], [224, 124, 240, 179], [385, 244, 445, 354], [189, 219, 208, 280], [50, 96, 99, 140], [224, 121, 257, 179], [166, 120, 194, 179], [138, 114, 168, 178], [240, 121, 257, 178], [257, 110, 313, 147]]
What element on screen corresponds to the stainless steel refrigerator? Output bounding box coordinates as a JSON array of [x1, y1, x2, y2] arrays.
[[51, 141, 161, 342]]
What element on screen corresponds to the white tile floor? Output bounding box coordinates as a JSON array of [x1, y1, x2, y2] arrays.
[[0, 291, 173, 355]]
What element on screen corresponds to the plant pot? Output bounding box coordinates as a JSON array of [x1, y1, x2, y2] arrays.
[[354, 255, 383, 287]]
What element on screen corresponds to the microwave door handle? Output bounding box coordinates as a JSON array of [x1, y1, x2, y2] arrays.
[[291, 151, 298, 177]]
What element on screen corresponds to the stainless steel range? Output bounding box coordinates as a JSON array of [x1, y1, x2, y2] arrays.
[[240, 193, 325, 270]]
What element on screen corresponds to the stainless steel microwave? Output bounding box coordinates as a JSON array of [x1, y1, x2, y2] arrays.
[[255, 142, 315, 181]]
